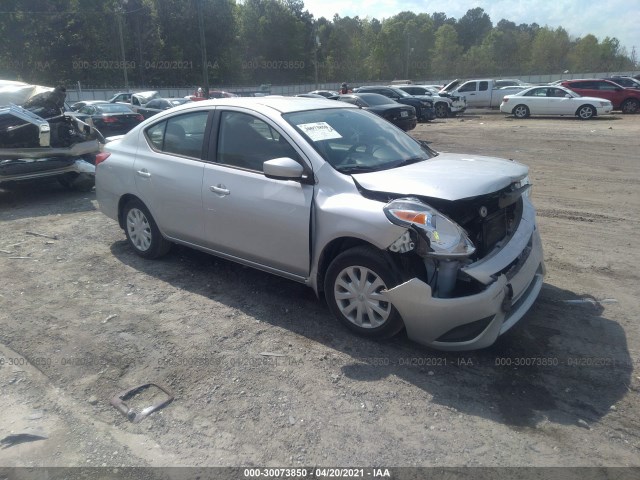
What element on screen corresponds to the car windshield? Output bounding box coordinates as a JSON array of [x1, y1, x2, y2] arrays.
[[284, 108, 435, 174], [359, 94, 395, 106], [96, 104, 134, 113], [392, 88, 412, 98]]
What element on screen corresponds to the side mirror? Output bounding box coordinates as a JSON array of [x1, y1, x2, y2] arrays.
[[263, 157, 304, 180], [565, 94, 571, 98]]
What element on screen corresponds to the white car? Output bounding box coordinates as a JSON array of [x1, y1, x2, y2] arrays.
[[500, 86, 613, 120]]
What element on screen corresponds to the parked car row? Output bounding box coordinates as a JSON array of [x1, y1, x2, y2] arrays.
[[352, 86, 437, 122], [335, 93, 417, 131], [393, 84, 466, 118], [439, 76, 639, 118], [499, 78, 639, 119]]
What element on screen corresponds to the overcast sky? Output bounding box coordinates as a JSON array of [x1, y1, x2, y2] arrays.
[[302, 0, 639, 56]]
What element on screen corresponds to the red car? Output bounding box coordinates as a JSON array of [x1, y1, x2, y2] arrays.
[[560, 79, 640, 113]]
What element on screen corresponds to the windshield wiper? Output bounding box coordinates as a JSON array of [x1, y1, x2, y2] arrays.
[[339, 165, 379, 174], [390, 156, 429, 168]]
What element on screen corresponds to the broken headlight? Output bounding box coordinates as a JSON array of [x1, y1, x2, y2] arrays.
[[384, 198, 476, 258]]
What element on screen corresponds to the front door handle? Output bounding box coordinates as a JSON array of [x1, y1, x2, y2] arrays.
[[210, 185, 230, 196], [136, 169, 151, 178]]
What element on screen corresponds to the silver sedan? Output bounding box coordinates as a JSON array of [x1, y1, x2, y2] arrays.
[[96, 98, 544, 350]]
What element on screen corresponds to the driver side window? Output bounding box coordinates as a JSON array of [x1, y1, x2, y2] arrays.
[[217, 111, 301, 172], [458, 83, 476, 93]]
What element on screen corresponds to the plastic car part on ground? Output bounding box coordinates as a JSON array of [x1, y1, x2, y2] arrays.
[[110, 383, 174, 423]]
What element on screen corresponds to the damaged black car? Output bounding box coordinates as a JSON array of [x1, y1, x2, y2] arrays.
[[0, 81, 104, 192]]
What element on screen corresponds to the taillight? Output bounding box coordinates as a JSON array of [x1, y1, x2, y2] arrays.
[[95, 152, 111, 166], [102, 116, 118, 123], [136, 114, 144, 121]]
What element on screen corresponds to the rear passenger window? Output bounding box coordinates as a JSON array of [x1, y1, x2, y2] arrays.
[[597, 82, 618, 91], [146, 121, 165, 150], [144, 111, 209, 158]]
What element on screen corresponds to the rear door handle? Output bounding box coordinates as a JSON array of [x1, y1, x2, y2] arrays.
[[136, 169, 151, 178], [210, 185, 230, 196]]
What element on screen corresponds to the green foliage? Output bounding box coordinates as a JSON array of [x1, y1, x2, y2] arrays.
[[0, 1, 636, 88]]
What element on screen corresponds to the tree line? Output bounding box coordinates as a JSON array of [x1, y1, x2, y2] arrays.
[[0, 0, 636, 89]]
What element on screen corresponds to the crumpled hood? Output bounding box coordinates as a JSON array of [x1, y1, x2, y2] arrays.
[[352, 153, 529, 201]]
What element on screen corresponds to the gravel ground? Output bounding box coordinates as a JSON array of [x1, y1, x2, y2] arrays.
[[0, 110, 639, 469]]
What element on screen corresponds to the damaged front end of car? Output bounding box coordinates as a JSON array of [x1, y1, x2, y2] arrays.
[[0, 86, 104, 191], [376, 180, 544, 350]]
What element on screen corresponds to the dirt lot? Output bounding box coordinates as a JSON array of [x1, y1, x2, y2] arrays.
[[1, 110, 639, 470]]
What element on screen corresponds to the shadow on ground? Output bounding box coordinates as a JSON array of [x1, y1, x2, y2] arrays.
[[0, 178, 96, 220], [111, 241, 632, 430]]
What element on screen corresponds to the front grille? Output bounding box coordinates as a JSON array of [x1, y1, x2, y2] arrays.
[[481, 208, 508, 254], [463, 196, 522, 258]]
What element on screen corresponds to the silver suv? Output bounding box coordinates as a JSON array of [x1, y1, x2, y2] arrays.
[[96, 98, 544, 350]]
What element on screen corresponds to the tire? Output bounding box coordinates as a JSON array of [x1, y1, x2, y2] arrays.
[[324, 246, 404, 338], [122, 199, 172, 259], [576, 105, 595, 120], [512, 104, 530, 119], [57, 172, 95, 192], [621, 98, 639, 114], [434, 102, 448, 118]]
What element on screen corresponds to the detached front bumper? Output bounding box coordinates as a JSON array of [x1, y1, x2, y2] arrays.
[[385, 206, 544, 351]]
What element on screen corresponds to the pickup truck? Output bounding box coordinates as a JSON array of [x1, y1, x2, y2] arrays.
[[440, 79, 527, 108], [111, 90, 160, 113]]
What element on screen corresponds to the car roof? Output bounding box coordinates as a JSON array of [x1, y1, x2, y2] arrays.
[[348, 92, 394, 101], [511, 85, 572, 94], [562, 78, 614, 83], [165, 96, 355, 115]]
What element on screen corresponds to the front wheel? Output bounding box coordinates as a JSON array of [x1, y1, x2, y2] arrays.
[[324, 246, 404, 338], [122, 199, 172, 259], [621, 98, 639, 114], [434, 103, 449, 118], [512, 104, 530, 119], [576, 105, 595, 120]]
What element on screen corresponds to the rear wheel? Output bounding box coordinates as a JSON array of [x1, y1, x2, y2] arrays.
[[324, 246, 404, 338], [513, 104, 530, 119], [434, 102, 449, 118], [576, 105, 595, 120], [621, 98, 639, 114], [122, 199, 172, 259]]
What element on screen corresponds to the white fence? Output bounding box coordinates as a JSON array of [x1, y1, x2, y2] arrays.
[[65, 71, 639, 102]]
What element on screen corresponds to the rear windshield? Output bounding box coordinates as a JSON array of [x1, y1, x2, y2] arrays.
[[96, 104, 134, 113]]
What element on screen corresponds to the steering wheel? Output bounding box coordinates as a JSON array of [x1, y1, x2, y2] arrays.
[[335, 142, 376, 166], [346, 142, 374, 156]]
